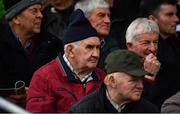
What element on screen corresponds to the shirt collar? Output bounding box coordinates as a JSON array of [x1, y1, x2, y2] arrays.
[[10, 26, 21, 44], [10, 25, 32, 49], [63, 54, 74, 72], [101, 39, 105, 48], [24, 39, 32, 49], [63, 54, 93, 83], [50, 7, 58, 13], [106, 90, 126, 112]]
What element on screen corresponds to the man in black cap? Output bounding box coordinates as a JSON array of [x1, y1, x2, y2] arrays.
[[75, 0, 120, 70], [26, 9, 105, 113], [69, 49, 159, 113], [0, 0, 61, 106]]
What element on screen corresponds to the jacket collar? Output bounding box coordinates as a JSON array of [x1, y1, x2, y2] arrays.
[[58, 54, 100, 83], [97, 83, 118, 113], [0, 21, 28, 56], [96, 83, 140, 113]]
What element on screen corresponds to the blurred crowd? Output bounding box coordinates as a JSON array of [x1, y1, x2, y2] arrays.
[[0, 0, 180, 113]]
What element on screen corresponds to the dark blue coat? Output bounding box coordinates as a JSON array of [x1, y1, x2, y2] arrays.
[[68, 83, 159, 113]]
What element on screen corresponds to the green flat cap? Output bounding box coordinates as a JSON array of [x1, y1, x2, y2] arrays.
[[105, 49, 149, 77]]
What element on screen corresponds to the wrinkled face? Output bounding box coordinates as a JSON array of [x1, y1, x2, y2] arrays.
[[88, 8, 111, 37], [17, 4, 43, 34], [114, 72, 143, 101], [154, 4, 179, 36], [72, 37, 101, 70], [127, 32, 159, 59]]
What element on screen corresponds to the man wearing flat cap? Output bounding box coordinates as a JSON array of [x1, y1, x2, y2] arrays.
[[0, 0, 61, 106], [69, 49, 159, 113], [26, 9, 105, 113]]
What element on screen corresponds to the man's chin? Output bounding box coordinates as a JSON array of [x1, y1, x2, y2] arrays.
[[88, 64, 97, 69], [34, 29, 41, 33], [132, 95, 141, 101], [99, 30, 109, 36], [133, 97, 141, 101]]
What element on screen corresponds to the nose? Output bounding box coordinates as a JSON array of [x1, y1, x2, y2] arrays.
[[136, 80, 143, 89], [174, 15, 179, 23], [92, 48, 100, 58], [104, 15, 111, 24], [149, 42, 157, 54], [37, 10, 43, 19]]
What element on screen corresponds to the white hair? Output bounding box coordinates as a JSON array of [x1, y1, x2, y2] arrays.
[[64, 41, 80, 56], [75, 0, 110, 18], [104, 72, 123, 86], [126, 18, 159, 43]]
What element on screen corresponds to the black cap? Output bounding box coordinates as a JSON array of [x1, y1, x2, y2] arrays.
[[3, 0, 42, 20], [63, 9, 98, 45]]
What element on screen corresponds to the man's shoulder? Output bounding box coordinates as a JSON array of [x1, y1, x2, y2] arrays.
[[102, 36, 120, 52], [161, 92, 180, 113], [0, 22, 12, 39], [137, 98, 159, 112], [164, 91, 180, 103], [94, 68, 106, 75], [122, 98, 159, 113], [94, 68, 106, 80], [68, 90, 99, 113], [33, 58, 63, 78]]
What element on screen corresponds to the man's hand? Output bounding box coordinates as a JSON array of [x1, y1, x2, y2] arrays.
[[144, 53, 161, 80], [5, 87, 28, 108]]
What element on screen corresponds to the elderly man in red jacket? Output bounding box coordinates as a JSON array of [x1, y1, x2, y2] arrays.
[[26, 9, 105, 113]]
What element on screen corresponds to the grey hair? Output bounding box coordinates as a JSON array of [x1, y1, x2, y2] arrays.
[[126, 18, 159, 43], [104, 72, 123, 86], [74, 0, 110, 18], [64, 41, 80, 55]]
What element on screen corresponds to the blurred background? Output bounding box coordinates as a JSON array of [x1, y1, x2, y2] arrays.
[[0, 0, 4, 18]]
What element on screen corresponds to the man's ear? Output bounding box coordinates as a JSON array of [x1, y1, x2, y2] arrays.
[[148, 15, 158, 23], [126, 42, 133, 50], [12, 16, 21, 25], [109, 75, 116, 88], [66, 44, 75, 58]]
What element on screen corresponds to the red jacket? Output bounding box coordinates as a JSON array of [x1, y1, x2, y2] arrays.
[[26, 56, 105, 113]]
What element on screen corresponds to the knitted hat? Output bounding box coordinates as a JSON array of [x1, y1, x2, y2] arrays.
[[63, 9, 98, 45], [3, 0, 42, 20], [105, 49, 150, 77]]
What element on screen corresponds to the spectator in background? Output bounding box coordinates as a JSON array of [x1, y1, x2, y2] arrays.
[[0, 0, 61, 106], [0, 0, 4, 18], [75, 0, 119, 70], [126, 18, 160, 82], [161, 91, 180, 113], [176, 0, 180, 32], [69, 50, 159, 113], [139, 0, 180, 108], [40, 0, 77, 53], [110, 0, 142, 49], [26, 9, 105, 113], [107, 0, 113, 7], [125, 18, 160, 101]]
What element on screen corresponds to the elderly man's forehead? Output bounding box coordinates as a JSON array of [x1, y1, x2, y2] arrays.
[[91, 7, 110, 15], [135, 31, 159, 39]]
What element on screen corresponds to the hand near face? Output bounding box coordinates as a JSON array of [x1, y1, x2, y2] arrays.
[[144, 53, 161, 80]]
